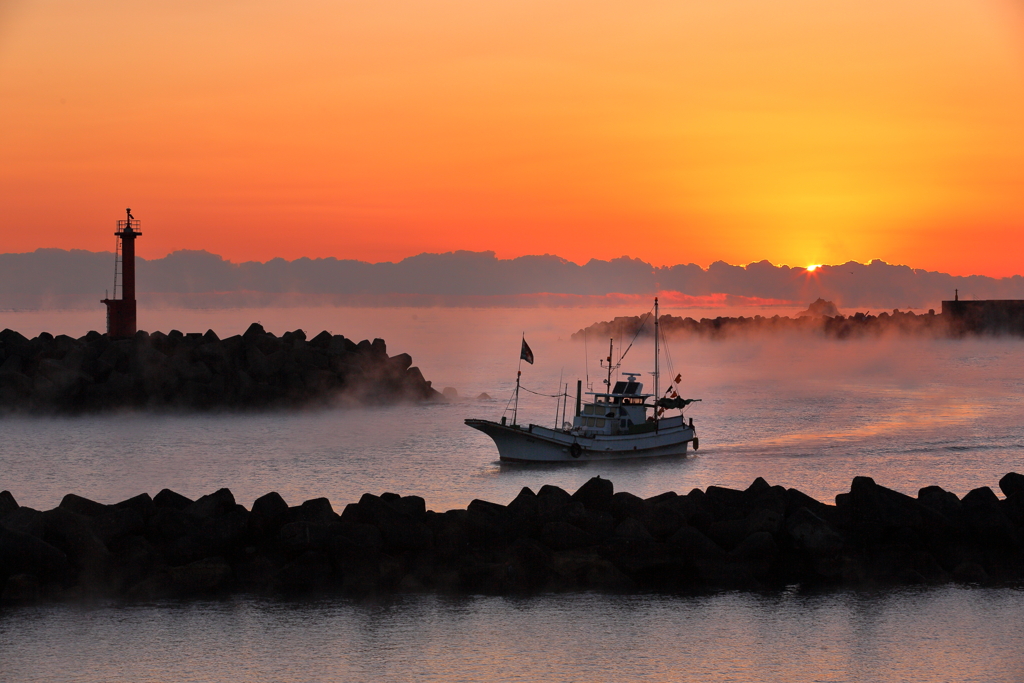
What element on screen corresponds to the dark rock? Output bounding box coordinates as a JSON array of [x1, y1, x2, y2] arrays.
[[275, 551, 333, 592], [745, 477, 772, 498], [355, 494, 432, 553], [507, 487, 539, 520], [577, 557, 636, 592], [1, 506, 46, 538], [92, 507, 146, 547], [961, 486, 1018, 547], [729, 531, 778, 577], [168, 557, 233, 594], [394, 496, 427, 521], [243, 322, 266, 339], [746, 508, 783, 535], [8, 474, 1024, 600], [289, 498, 338, 526], [646, 504, 685, 540], [431, 511, 470, 561], [466, 499, 513, 544], [154, 489, 193, 511], [610, 492, 651, 525], [748, 486, 788, 516], [42, 507, 111, 573], [999, 472, 1024, 499], [785, 487, 835, 520], [784, 507, 844, 579], [0, 527, 70, 583], [280, 521, 332, 553], [330, 523, 383, 593], [185, 488, 236, 519], [0, 490, 18, 520], [645, 491, 678, 505], [59, 493, 110, 518], [952, 561, 989, 584], [551, 549, 635, 591], [785, 508, 844, 554], [111, 535, 162, 591], [615, 518, 654, 542], [707, 518, 750, 551], [504, 537, 553, 591], [537, 485, 572, 507], [572, 476, 614, 512], [541, 521, 596, 551], [114, 493, 157, 518], [666, 525, 726, 562], [2, 573, 43, 604], [535, 486, 575, 524], [704, 485, 747, 512], [251, 492, 289, 528], [840, 477, 938, 541], [1002, 493, 1024, 527], [917, 486, 962, 521], [391, 353, 413, 371], [569, 508, 617, 540], [147, 508, 196, 542]]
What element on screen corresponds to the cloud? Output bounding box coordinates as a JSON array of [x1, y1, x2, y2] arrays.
[[0, 250, 1021, 310]]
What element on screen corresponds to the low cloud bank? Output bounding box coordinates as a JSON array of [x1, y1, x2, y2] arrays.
[[2, 249, 1022, 311]]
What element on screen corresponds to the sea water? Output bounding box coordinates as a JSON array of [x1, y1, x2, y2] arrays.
[[1, 306, 1023, 682]]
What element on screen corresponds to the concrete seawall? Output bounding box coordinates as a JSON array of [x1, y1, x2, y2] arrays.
[[942, 299, 1024, 335], [3, 474, 1023, 603]]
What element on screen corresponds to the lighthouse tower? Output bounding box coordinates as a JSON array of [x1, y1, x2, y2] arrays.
[[101, 208, 142, 339]]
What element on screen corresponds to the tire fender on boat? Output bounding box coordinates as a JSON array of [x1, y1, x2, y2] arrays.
[[570, 442, 583, 458]]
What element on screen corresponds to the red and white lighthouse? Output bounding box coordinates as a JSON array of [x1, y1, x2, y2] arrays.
[[101, 208, 142, 339]]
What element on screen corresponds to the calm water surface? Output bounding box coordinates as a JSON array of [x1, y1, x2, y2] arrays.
[[3, 588, 1024, 683], [2, 306, 1023, 682]]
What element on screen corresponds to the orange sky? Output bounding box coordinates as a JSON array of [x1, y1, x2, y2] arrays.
[[2, 0, 1023, 276]]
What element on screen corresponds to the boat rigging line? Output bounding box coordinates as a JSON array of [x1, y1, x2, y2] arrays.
[[553, 367, 563, 428], [583, 328, 591, 392], [618, 304, 654, 365]]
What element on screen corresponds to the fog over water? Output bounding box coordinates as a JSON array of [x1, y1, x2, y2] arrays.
[[2, 305, 1023, 682], [1, 304, 1022, 509]]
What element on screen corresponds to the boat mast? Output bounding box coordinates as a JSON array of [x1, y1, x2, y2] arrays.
[[513, 370, 520, 426], [654, 296, 660, 429], [605, 338, 614, 392]]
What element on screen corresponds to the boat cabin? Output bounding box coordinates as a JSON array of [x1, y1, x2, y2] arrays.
[[572, 373, 656, 436]]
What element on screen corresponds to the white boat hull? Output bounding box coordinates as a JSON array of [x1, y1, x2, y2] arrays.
[[465, 418, 697, 462]]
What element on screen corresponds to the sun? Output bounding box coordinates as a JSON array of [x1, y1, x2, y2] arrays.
[[806, 264, 823, 272]]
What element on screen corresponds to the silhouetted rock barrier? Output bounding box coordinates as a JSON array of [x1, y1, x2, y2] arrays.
[[0, 323, 440, 413], [3, 474, 1024, 604], [573, 306, 1001, 341]]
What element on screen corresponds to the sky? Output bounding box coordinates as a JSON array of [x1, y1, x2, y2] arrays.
[[2, 0, 1023, 276]]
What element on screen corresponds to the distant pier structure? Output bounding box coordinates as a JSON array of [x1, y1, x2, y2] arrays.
[[942, 294, 1024, 335], [100, 208, 142, 339]]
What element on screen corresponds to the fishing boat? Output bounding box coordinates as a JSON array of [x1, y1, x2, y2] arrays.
[[466, 298, 701, 462]]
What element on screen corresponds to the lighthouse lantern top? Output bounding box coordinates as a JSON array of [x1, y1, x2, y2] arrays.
[[116, 207, 142, 236]]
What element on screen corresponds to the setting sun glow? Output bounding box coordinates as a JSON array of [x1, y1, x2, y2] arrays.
[[1, 0, 1023, 276]]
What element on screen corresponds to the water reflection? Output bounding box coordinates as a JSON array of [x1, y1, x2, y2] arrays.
[[2, 587, 1023, 682]]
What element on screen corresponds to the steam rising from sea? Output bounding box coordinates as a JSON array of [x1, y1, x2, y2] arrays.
[[1, 304, 1021, 512]]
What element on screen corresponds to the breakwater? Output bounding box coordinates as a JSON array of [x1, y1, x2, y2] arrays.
[[0, 323, 439, 413], [2, 474, 1023, 604], [573, 308, 990, 341]]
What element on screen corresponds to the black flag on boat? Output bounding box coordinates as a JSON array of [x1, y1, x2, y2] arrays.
[[520, 338, 534, 365]]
